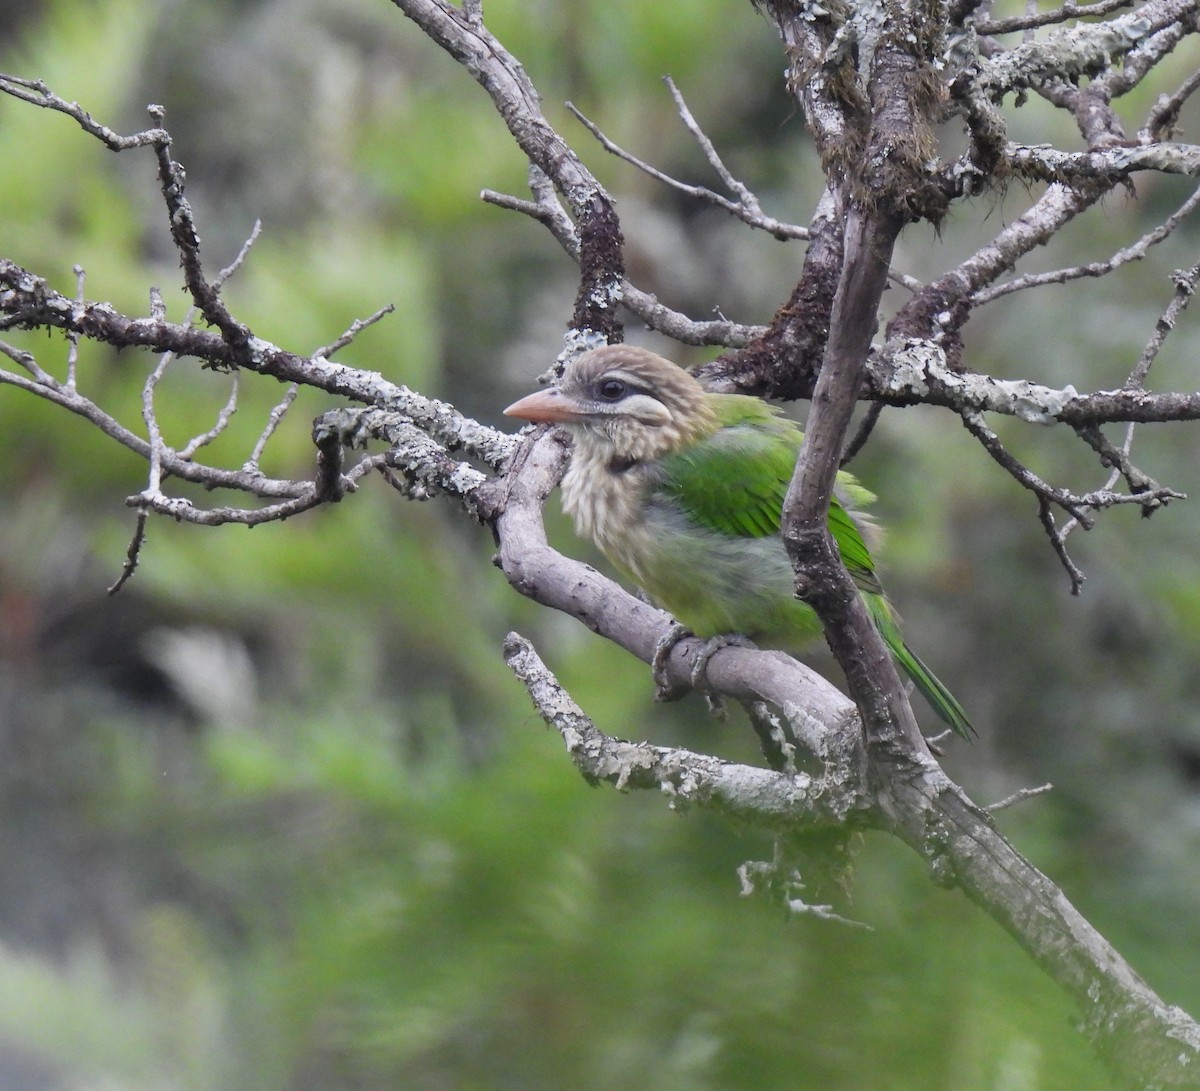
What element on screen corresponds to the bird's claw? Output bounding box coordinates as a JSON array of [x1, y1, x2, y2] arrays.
[[690, 634, 757, 717], [652, 621, 693, 702], [653, 626, 757, 711], [689, 633, 756, 690]]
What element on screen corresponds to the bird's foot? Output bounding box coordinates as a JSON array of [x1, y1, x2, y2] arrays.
[[653, 627, 757, 710], [690, 634, 757, 717], [689, 633, 756, 690], [652, 622, 693, 702]]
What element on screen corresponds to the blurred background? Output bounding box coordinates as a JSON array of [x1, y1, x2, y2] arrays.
[[1, 0, 1199, 1087]]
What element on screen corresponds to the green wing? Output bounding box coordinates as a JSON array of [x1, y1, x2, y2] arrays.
[[659, 394, 882, 594], [658, 394, 973, 738], [658, 396, 794, 539]]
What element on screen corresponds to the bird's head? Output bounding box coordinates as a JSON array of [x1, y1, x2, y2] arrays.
[[504, 345, 716, 464]]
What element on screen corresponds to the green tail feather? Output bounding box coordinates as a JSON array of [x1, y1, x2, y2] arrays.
[[888, 638, 975, 740], [865, 596, 975, 740]]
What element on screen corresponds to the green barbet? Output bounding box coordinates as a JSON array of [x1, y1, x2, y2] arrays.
[[505, 345, 972, 739]]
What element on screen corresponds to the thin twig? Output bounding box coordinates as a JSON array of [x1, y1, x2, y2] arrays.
[[0, 364, 311, 498], [663, 76, 770, 211], [245, 383, 300, 473], [0, 73, 170, 150], [0, 339, 53, 384], [1038, 496, 1087, 594], [129, 489, 324, 526], [213, 219, 263, 287], [1143, 67, 1200, 140], [179, 374, 241, 460], [107, 509, 149, 595], [1057, 262, 1199, 543], [0, 75, 252, 358], [481, 171, 762, 347], [974, 0, 1134, 36], [313, 303, 396, 360], [1129, 259, 1200, 390], [959, 409, 1091, 589], [973, 183, 1200, 305], [740, 699, 798, 773], [566, 100, 810, 242], [1074, 424, 1173, 500], [66, 264, 85, 389], [987, 783, 1055, 811], [482, 165, 581, 256], [141, 351, 171, 497], [841, 403, 885, 466]]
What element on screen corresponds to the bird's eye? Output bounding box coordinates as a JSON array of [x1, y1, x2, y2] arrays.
[[597, 378, 627, 401]]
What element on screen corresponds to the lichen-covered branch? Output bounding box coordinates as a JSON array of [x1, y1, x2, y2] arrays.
[[504, 632, 851, 823], [6, 4, 1200, 1080], [973, 0, 1194, 99], [499, 484, 1200, 1088]]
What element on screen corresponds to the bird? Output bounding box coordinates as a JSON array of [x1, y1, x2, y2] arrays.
[[504, 344, 973, 739]]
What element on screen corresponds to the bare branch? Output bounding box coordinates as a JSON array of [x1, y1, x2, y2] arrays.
[[389, 0, 625, 341], [0, 338, 53, 384], [869, 336, 1200, 427], [1057, 259, 1200, 545], [889, 182, 1113, 353], [956, 398, 1181, 588], [0, 256, 517, 468], [566, 98, 810, 242], [1038, 495, 1088, 594], [974, 2, 1192, 100], [1143, 66, 1200, 139], [483, 166, 764, 347], [974, 0, 1135, 36], [312, 303, 396, 360], [1129, 259, 1200, 389], [246, 384, 300, 474], [956, 410, 1080, 525], [141, 350, 172, 497], [129, 488, 323, 527], [987, 783, 1055, 811], [66, 264, 84, 389], [313, 407, 493, 517], [177, 375, 240, 461], [1092, 12, 1200, 101], [840, 402, 885, 467], [107, 509, 149, 596], [0, 73, 170, 150], [1007, 140, 1200, 181], [972, 182, 1200, 304], [784, 204, 925, 748], [740, 700, 799, 773], [504, 631, 847, 824], [0, 364, 310, 500], [214, 219, 263, 287]]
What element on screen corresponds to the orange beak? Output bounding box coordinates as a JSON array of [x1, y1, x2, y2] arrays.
[[503, 387, 583, 424]]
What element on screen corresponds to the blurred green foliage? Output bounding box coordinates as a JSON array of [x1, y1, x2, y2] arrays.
[[1, 0, 1199, 1088]]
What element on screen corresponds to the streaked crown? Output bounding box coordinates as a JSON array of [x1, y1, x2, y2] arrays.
[[556, 345, 716, 463]]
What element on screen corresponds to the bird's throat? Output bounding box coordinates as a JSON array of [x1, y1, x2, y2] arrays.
[[560, 436, 652, 567]]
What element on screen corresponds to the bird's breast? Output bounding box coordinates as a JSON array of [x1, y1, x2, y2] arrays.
[[561, 453, 651, 568]]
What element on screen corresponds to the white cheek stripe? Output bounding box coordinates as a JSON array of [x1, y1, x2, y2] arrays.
[[617, 393, 671, 425]]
